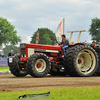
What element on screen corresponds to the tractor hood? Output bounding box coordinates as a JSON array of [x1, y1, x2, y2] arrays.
[[20, 43, 61, 52]]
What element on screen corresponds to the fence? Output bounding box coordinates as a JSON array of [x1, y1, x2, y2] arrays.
[[0, 58, 8, 66]]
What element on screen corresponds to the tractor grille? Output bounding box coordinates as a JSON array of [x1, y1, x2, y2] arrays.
[[21, 48, 26, 55], [21, 48, 26, 57]]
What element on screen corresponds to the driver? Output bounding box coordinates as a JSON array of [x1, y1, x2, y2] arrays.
[[60, 34, 69, 55]]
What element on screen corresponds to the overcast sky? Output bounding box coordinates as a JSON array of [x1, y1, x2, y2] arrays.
[[0, 0, 100, 45]]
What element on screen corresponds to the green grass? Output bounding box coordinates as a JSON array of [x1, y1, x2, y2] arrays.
[[0, 67, 9, 71], [0, 87, 100, 100]]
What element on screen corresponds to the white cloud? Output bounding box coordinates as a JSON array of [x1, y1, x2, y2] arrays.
[[27, 36, 31, 42], [0, 0, 100, 44], [7, 18, 16, 23]]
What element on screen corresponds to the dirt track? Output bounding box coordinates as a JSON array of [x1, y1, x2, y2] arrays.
[[0, 74, 100, 91]]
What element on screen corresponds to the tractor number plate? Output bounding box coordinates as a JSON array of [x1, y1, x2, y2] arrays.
[[9, 58, 13, 63]]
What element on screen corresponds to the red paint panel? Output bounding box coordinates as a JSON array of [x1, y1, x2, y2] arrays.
[[24, 43, 61, 51], [26, 48, 28, 57], [50, 53, 58, 56], [20, 57, 28, 61]]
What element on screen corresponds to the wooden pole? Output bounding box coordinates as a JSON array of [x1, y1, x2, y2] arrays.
[[63, 18, 65, 34], [36, 28, 39, 44]]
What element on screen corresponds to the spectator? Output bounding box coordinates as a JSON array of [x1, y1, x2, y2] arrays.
[[91, 41, 96, 48], [8, 50, 14, 57]]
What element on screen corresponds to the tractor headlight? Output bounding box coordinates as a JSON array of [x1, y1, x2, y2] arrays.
[[20, 43, 26, 47], [21, 54, 23, 57], [21, 54, 26, 57], [24, 54, 26, 57]]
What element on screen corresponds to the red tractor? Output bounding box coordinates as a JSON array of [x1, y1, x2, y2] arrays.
[[8, 30, 99, 77]]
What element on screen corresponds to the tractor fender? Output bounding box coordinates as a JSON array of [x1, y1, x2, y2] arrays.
[[69, 42, 85, 47]]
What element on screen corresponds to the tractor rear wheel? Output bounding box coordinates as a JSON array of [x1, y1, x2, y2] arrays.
[[8, 54, 28, 77], [64, 45, 98, 77], [27, 53, 51, 77]]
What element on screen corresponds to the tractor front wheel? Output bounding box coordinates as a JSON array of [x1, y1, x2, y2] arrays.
[[27, 53, 51, 77], [8, 54, 28, 77]]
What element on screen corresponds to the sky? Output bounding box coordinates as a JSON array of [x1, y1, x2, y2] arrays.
[[0, 0, 100, 45]]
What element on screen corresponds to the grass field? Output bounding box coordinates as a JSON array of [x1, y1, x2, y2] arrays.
[[0, 67, 9, 71], [0, 87, 100, 100]]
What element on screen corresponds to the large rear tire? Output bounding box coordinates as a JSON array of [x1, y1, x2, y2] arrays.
[[64, 45, 98, 77], [8, 54, 28, 77], [27, 53, 51, 77]]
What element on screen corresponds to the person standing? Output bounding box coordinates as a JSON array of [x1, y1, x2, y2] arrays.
[[91, 41, 96, 48], [8, 50, 14, 57], [60, 34, 69, 55]]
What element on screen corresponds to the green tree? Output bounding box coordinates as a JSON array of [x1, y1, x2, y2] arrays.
[[30, 28, 56, 45], [89, 17, 100, 42], [3, 45, 20, 56], [0, 17, 21, 45]]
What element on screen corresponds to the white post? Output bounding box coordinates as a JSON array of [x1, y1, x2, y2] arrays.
[[77, 31, 81, 42], [69, 32, 73, 43]]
